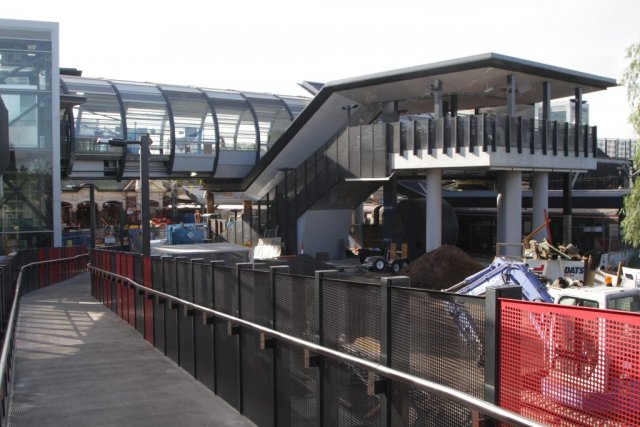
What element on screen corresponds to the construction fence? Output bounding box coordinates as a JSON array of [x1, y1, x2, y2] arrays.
[[89, 249, 640, 426]]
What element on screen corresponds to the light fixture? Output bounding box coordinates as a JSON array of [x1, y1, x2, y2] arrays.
[[190, 171, 197, 177], [483, 83, 494, 94]]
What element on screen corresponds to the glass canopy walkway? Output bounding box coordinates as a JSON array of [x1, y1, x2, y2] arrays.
[[60, 76, 309, 180]]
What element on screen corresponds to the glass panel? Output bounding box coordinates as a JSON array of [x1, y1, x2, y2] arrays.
[[162, 88, 216, 157], [62, 77, 123, 154], [113, 81, 171, 156], [204, 90, 256, 152], [279, 95, 309, 118], [245, 94, 292, 157], [0, 33, 54, 253]]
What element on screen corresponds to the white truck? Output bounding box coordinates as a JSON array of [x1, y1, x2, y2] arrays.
[[548, 285, 640, 312]]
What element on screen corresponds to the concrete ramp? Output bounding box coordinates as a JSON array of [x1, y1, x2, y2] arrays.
[[9, 273, 254, 427]]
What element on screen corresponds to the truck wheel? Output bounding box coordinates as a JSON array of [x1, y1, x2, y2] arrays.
[[392, 261, 401, 273], [375, 259, 386, 271]]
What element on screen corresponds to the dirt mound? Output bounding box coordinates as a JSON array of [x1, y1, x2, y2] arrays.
[[287, 254, 334, 277], [405, 245, 484, 290]]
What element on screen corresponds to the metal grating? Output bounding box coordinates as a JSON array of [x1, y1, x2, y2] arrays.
[[214, 266, 237, 315], [275, 273, 317, 340], [499, 300, 640, 426], [213, 264, 240, 410], [274, 273, 319, 427], [390, 288, 485, 426], [322, 279, 381, 426], [240, 268, 274, 426]]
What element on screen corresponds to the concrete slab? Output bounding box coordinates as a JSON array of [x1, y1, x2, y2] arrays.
[[9, 273, 255, 427]]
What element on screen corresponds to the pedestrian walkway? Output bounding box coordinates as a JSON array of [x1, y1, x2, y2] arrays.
[[8, 273, 254, 427]]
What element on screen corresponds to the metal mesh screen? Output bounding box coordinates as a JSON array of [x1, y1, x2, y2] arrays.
[[163, 258, 179, 364], [193, 261, 215, 390], [213, 265, 240, 409], [151, 256, 165, 353], [177, 259, 195, 376], [499, 300, 640, 426], [390, 288, 485, 426], [275, 273, 319, 427], [240, 268, 274, 426], [322, 279, 382, 426]]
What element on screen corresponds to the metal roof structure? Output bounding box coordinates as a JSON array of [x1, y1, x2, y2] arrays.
[[243, 53, 617, 199]]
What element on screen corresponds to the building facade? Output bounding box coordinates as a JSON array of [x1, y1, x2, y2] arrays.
[[0, 19, 60, 254]]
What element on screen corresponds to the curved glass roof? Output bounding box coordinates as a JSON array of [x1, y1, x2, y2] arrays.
[[60, 76, 310, 178]]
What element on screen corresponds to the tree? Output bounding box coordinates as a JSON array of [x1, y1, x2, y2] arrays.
[[621, 42, 640, 246]]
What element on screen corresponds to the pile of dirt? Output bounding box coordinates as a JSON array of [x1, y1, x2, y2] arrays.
[[286, 254, 334, 277], [405, 245, 484, 290]]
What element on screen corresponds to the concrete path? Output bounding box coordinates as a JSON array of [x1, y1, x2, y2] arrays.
[[8, 273, 255, 427]]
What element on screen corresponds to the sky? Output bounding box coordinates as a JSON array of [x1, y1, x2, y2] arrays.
[[5, 0, 640, 138]]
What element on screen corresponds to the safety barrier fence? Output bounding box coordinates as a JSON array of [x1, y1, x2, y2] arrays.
[[0, 246, 88, 426], [498, 299, 640, 426], [90, 249, 544, 426]]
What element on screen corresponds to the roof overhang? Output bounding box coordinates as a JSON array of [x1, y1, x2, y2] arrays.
[[243, 53, 617, 200]]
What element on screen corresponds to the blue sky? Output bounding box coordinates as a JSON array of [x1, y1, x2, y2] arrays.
[[5, 0, 639, 138]]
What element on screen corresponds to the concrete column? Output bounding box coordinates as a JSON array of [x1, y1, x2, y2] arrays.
[[352, 204, 364, 225], [382, 101, 399, 123], [383, 177, 397, 250], [531, 172, 549, 241], [496, 177, 506, 246], [506, 74, 516, 117], [504, 171, 522, 257], [432, 80, 443, 119], [574, 88, 582, 156], [497, 171, 522, 257], [542, 82, 551, 121], [563, 174, 572, 244], [425, 169, 442, 252]]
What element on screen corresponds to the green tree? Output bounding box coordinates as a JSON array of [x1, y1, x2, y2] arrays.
[[621, 42, 640, 246]]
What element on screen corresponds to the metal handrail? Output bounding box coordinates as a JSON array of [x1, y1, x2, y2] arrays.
[[0, 253, 89, 397], [89, 264, 544, 427]]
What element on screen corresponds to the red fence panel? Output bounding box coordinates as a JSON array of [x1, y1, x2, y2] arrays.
[[498, 300, 640, 426]]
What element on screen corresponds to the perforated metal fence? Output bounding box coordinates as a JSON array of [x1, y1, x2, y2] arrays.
[[390, 288, 485, 426], [498, 299, 640, 426], [90, 250, 561, 427]]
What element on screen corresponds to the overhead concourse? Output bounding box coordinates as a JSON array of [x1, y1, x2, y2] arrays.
[[57, 53, 620, 258]]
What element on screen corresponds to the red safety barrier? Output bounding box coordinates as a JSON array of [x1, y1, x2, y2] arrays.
[[498, 300, 640, 426], [143, 255, 153, 344]]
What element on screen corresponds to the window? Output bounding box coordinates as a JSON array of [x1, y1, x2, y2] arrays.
[[607, 295, 640, 312], [558, 296, 599, 308]]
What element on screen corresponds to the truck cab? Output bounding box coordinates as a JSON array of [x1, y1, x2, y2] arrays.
[[550, 286, 640, 312]]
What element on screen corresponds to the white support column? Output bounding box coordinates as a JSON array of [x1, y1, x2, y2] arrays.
[[425, 169, 442, 252], [496, 177, 506, 246], [532, 172, 549, 241], [499, 171, 522, 257]]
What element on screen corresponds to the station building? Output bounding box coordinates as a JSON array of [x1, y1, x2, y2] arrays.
[[0, 18, 633, 257]]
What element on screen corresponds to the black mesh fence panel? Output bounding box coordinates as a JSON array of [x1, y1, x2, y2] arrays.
[[240, 268, 274, 427], [213, 265, 240, 410], [389, 288, 485, 426], [322, 279, 382, 427], [177, 259, 195, 376], [163, 257, 179, 364], [193, 261, 215, 391], [274, 273, 318, 427], [151, 256, 165, 354]]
